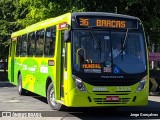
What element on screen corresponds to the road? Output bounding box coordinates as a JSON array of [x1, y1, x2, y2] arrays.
[[0, 81, 160, 120]]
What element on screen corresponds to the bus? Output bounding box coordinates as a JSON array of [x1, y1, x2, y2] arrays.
[[8, 12, 149, 110]]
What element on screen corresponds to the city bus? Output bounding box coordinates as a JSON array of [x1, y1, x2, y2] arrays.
[[8, 12, 149, 110]]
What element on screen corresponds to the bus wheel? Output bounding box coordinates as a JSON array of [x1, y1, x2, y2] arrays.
[[18, 75, 26, 95], [47, 83, 64, 110]]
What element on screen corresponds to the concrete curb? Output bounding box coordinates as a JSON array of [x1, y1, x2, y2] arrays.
[[0, 81, 15, 87]]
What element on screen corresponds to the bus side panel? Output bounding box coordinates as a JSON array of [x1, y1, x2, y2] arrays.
[[14, 58, 23, 85], [15, 57, 54, 97], [34, 58, 54, 97], [18, 57, 44, 97]]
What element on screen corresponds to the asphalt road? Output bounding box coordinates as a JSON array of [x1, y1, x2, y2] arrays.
[[0, 81, 160, 120]]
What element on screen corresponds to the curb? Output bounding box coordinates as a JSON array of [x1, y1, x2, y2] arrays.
[[0, 81, 15, 87]]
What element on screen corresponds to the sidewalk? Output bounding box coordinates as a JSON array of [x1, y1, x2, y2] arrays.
[[0, 71, 8, 81], [0, 81, 15, 87]]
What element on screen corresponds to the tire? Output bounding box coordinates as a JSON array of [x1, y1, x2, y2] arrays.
[[18, 75, 26, 95], [47, 83, 64, 110]]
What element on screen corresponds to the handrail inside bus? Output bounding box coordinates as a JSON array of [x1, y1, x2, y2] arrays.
[[76, 48, 86, 64]]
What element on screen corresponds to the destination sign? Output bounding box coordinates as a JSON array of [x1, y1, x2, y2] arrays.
[[77, 17, 138, 29]]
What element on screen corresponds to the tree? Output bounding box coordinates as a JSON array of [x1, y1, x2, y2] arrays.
[[124, 0, 160, 49], [1, 0, 160, 62], [19, 0, 84, 27], [0, 0, 27, 59]]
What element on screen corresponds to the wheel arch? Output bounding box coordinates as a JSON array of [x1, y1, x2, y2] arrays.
[[17, 70, 21, 85], [45, 76, 54, 97]]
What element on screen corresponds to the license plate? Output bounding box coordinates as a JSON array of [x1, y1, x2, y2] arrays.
[[106, 96, 119, 101]]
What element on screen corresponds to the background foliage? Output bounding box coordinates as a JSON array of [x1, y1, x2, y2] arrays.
[[0, 0, 160, 59]]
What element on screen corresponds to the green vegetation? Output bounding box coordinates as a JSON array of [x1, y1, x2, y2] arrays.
[[0, 0, 27, 59], [1, 0, 160, 59]]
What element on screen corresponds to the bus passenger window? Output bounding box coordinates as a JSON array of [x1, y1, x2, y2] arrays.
[[20, 35, 27, 57], [36, 30, 44, 56], [28, 32, 35, 56], [16, 37, 21, 56], [44, 26, 56, 57]]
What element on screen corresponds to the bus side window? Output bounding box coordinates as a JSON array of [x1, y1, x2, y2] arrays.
[[20, 35, 27, 57], [36, 30, 44, 57], [44, 26, 56, 57], [16, 36, 21, 57], [44, 28, 51, 56], [28, 32, 35, 56]]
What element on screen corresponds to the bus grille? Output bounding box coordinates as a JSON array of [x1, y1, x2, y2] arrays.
[[93, 98, 131, 104]]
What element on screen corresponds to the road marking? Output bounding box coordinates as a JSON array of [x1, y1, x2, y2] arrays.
[[7, 100, 20, 103]]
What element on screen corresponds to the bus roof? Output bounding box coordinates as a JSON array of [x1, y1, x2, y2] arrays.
[[11, 12, 71, 38]]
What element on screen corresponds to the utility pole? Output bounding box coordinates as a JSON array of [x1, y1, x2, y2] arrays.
[[151, 43, 155, 69], [115, 7, 117, 13]]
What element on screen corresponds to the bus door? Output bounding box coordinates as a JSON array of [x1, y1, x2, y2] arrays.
[[60, 30, 65, 98], [10, 38, 17, 82]]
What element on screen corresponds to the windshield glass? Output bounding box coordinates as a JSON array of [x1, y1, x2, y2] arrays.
[[72, 30, 146, 74]]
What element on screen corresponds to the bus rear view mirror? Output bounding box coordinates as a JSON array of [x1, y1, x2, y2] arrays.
[[64, 30, 71, 42]]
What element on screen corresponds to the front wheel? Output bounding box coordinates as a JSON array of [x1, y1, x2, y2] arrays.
[[18, 75, 26, 95], [47, 83, 64, 110]]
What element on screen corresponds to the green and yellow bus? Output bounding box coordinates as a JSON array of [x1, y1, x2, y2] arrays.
[[8, 12, 149, 110]]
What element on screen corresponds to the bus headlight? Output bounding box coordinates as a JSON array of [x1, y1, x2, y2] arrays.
[[136, 76, 147, 92], [72, 75, 87, 92]]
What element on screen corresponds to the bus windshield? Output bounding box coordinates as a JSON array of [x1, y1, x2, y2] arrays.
[[72, 30, 146, 74]]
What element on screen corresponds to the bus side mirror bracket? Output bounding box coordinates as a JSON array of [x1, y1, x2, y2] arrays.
[[64, 30, 71, 42]]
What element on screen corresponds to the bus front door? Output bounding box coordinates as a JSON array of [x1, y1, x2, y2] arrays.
[[11, 40, 16, 83], [60, 31, 65, 98]]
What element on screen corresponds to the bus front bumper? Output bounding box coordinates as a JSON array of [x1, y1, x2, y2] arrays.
[[67, 88, 148, 107]]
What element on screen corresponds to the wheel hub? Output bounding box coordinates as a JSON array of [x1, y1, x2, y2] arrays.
[[50, 89, 57, 106]]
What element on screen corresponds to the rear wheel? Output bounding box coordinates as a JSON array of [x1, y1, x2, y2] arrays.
[[18, 75, 26, 95], [47, 83, 64, 110]]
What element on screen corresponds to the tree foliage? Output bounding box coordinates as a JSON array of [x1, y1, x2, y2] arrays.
[[18, 0, 160, 45], [0, 0, 27, 59], [18, 0, 84, 26], [0, 0, 160, 59]]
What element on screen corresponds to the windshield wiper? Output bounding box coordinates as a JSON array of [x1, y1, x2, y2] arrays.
[[89, 27, 101, 57], [120, 28, 129, 60]]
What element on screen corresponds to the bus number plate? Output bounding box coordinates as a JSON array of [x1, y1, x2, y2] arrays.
[[106, 96, 119, 101]]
